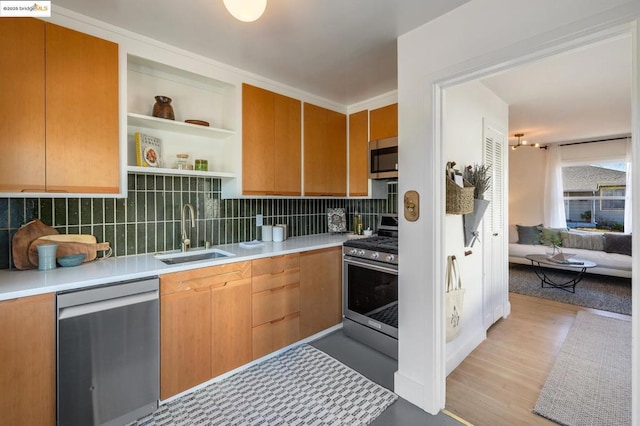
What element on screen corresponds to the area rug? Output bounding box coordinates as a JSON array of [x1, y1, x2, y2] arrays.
[[509, 264, 632, 315], [533, 311, 631, 425], [133, 344, 398, 426]]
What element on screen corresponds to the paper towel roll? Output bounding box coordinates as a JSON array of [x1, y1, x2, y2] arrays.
[[262, 225, 273, 242], [273, 226, 284, 242]]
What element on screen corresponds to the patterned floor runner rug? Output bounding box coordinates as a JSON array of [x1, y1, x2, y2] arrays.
[[533, 311, 631, 425], [133, 344, 398, 426]]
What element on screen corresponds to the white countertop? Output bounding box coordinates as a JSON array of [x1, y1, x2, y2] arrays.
[[0, 234, 349, 301]]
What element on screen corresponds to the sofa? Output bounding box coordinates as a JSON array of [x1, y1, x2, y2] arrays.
[[509, 224, 632, 278]]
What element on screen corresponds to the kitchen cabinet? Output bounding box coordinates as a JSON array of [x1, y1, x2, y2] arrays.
[[348, 110, 369, 196], [0, 293, 55, 425], [303, 103, 347, 196], [160, 261, 251, 399], [369, 103, 398, 141], [127, 55, 237, 184], [251, 254, 301, 359], [242, 84, 301, 195], [299, 246, 343, 338], [0, 19, 119, 194]]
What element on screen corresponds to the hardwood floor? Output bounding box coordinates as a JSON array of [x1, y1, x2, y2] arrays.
[[445, 292, 630, 425]]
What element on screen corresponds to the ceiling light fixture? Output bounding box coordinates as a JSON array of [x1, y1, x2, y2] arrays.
[[511, 133, 542, 150], [223, 0, 267, 22]]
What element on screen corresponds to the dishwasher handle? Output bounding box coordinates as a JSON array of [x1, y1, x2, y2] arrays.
[[58, 290, 158, 320]]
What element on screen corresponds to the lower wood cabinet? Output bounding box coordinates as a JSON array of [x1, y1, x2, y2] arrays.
[[160, 261, 251, 399], [159, 248, 342, 399], [300, 246, 343, 339], [252, 312, 300, 359], [251, 254, 301, 359], [211, 278, 252, 377], [0, 293, 55, 425]]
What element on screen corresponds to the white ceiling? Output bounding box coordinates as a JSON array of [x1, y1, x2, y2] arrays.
[[480, 35, 632, 147], [54, 1, 632, 145], [53, 0, 470, 105]]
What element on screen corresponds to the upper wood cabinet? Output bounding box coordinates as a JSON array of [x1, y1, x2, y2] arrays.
[[0, 293, 55, 425], [369, 103, 398, 141], [0, 19, 119, 194], [0, 18, 45, 192], [348, 110, 369, 197], [304, 103, 347, 196], [242, 84, 301, 196]]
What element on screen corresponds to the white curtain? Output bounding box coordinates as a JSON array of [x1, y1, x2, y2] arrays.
[[624, 138, 632, 234], [543, 145, 567, 228]]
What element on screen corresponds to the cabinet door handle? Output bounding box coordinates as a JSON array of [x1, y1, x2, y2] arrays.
[[178, 270, 241, 285], [270, 316, 286, 324], [210, 281, 229, 289], [271, 270, 285, 275], [269, 285, 286, 292]]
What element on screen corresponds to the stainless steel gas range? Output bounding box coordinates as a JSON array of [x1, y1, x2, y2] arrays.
[[343, 214, 398, 359]]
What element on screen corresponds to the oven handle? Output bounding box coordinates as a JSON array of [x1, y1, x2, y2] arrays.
[[343, 257, 398, 275]]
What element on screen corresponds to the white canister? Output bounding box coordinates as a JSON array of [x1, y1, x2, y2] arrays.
[[37, 243, 58, 271], [262, 225, 273, 242], [275, 224, 288, 240], [273, 226, 284, 242]]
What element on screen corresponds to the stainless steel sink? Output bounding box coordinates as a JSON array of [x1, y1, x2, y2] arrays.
[[154, 248, 235, 265]]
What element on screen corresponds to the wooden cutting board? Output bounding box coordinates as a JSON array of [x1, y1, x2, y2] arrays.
[[11, 219, 59, 270], [28, 235, 111, 267]]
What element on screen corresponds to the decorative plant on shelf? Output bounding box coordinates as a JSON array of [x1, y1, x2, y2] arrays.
[[462, 163, 492, 247]]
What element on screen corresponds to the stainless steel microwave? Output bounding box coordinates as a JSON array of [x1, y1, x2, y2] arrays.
[[369, 137, 398, 179]]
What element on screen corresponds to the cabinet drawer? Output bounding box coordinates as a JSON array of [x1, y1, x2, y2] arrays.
[[252, 312, 300, 360], [252, 254, 299, 277], [160, 261, 251, 295], [252, 268, 299, 293], [252, 283, 300, 327]]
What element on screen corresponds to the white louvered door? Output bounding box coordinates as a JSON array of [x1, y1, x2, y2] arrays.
[[482, 121, 508, 329]]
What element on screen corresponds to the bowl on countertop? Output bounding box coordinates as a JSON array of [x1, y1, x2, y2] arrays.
[[57, 254, 86, 267]]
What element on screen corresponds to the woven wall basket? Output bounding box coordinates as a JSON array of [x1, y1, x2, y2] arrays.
[[446, 177, 474, 215]]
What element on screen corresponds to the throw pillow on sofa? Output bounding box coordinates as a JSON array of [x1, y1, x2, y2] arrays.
[[560, 231, 605, 251], [516, 224, 542, 245], [538, 227, 566, 247], [603, 233, 632, 256]]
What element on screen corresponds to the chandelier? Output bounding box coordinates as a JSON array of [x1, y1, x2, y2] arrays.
[[511, 133, 541, 150]]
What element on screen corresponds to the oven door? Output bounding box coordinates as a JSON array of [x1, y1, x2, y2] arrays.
[[343, 256, 398, 339]]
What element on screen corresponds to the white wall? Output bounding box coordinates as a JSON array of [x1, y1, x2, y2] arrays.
[[509, 148, 547, 226], [443, 81, 508, 374], [396, 0, 640, 414]]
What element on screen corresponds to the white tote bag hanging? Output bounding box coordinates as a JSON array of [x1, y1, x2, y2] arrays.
[[445, 255, 465, 342]]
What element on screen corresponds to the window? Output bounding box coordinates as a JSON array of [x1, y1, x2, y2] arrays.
[[600, 186, 625, 210], [562, 162, 626, 230]]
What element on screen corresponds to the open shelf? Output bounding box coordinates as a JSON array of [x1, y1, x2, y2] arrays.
[[127, 113, 235, 139], [127, 166, 236, 179]]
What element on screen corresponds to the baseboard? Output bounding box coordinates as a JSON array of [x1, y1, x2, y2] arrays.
[[446, 328, 486, 376]]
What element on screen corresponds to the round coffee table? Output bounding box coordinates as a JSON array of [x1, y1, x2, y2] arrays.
[[525, 254, 597, 293]]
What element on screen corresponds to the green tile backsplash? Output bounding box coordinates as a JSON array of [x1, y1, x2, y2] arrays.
[[0, 175, 397, 269]]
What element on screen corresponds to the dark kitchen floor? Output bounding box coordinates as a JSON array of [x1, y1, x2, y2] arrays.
[[310, 330, 466, 426]]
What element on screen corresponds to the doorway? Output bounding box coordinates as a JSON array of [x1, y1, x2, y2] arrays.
[[439, 24, 635, 424]]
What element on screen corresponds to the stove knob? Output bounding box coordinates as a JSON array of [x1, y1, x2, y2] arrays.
[[386, 254, 395, 262], [349, 248, 358, 255], [357, 250, 365, 256], [371, 252, 379, 260]]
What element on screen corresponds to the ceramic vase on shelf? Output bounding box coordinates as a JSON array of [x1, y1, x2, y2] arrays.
[[152, 95, 175, 120]]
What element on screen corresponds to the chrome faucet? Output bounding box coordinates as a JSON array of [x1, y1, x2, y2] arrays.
[[181, 203, 196, 252]]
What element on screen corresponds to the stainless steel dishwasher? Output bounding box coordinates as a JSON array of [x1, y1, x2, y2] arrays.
[[57, 277, 160, 426]]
